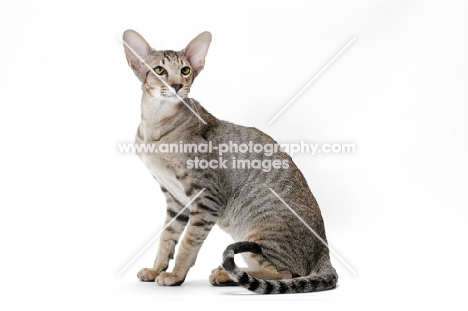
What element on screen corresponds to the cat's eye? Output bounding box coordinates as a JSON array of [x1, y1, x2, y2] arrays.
[[153, 66, 165, 75], [181, 67, 191, 75]]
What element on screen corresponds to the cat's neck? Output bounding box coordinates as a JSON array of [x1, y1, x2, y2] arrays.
[[140, 95, 183, 124], [138, 95, 188, 142], [137, 95, 218, 142]]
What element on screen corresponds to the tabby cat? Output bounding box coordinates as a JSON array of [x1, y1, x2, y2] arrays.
[[122, 29, 338, 294]]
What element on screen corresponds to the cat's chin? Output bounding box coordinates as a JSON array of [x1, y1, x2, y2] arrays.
[[162, 93, 189, 99], [157, 95, 188, 104]]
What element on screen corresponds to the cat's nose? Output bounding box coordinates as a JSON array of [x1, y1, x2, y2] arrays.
[[171, 84, 183, 93]]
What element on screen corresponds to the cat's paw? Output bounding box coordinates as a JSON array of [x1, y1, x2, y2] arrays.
[[137, 268, 159, 282], [156, 271, 185, 286], [209, 265, 237, 286]]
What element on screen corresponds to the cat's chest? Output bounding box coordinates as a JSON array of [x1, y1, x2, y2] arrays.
[[142, 152, 191, 204], [136, 134, 191, 205]]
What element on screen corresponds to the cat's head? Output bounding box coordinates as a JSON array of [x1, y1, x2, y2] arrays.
[[123, 29, 211, 101]]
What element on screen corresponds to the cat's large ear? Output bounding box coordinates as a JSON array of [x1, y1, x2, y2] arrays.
[[123, 29, 153, 72], [184, 31, 212, 76]]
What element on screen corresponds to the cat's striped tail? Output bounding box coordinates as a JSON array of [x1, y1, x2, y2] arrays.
[[222, 241, 338, 294]]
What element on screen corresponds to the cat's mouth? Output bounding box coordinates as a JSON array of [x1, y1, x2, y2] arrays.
[[162, 92, 186, 98], [160, 85, 189, 98]]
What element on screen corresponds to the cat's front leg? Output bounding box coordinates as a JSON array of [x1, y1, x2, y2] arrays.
[[137, 189, 189, 282], [156, 200, 219, 286]]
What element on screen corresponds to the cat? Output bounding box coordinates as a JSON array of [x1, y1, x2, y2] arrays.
[[122, 29, 338, 294]]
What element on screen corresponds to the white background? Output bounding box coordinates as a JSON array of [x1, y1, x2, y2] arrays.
[[0, 0, 467, 310]]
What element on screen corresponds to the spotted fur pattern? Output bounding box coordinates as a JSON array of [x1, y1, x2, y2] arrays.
[[123, 29, 338, 293]]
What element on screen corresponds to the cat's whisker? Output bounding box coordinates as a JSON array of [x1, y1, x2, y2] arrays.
[[191, 85, 221, 91], [188, 98, 202, 130]]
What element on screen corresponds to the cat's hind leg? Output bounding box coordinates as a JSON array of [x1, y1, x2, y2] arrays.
[[209, 265, 237, 286], [209, 252, 292, 286], [240, 252, 293, 280]]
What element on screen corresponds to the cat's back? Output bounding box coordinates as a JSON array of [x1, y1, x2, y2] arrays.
[[211, 119, 314, 199], [211, 119, 327, 249]]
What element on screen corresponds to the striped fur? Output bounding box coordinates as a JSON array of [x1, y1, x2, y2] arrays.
[[124, 30, 338, 294], [222, 242, 337, 294]]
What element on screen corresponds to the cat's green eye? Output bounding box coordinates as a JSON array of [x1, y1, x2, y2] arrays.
[[154, 66, 165, 75], [181, 66, 191, 75]]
